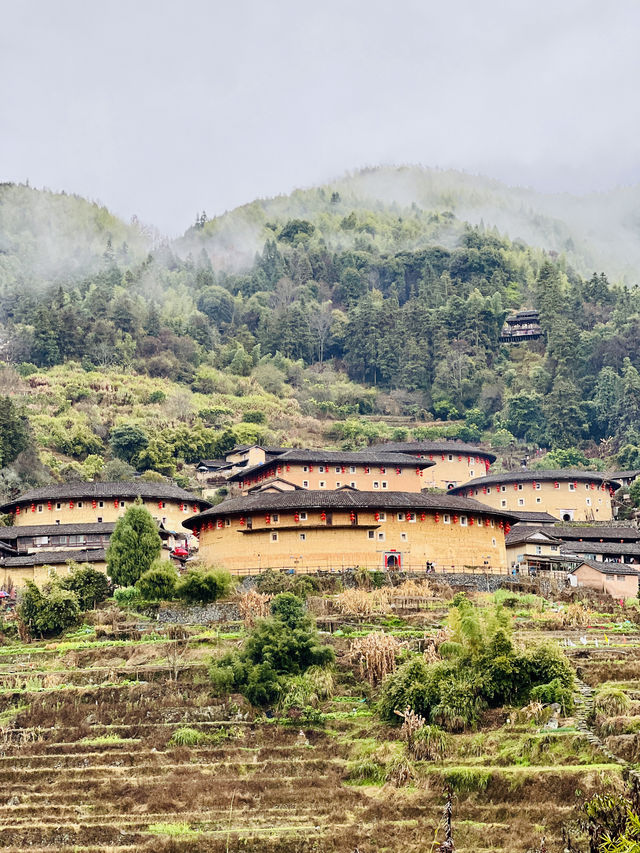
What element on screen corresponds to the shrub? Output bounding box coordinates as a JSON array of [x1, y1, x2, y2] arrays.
[[170, 727, 208, 746], [175, 567, 232, 604], [210, 593, 334, 707], [61, 563, 111, 610], [529, 678, 575, 713], [18, 581, 80, 638], [444, 768, 492, 794], [242, 410, 266, 424], [346, 759, 387, 785], [136, 564, 178, 601], [594, 687, 631, 717], [114, 586, 142, 608]]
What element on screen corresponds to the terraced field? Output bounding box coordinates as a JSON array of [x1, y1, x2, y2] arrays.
[[0, 596, 637, 852]]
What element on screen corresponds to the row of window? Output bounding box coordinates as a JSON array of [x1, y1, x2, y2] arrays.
[[301, 480, 390, 489], [266, 530, 499, 547], [478, 482, 604, 495], [228, 512, 496, 527], [504, 497, 598, 507]]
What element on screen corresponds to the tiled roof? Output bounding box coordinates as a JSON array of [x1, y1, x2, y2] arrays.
[[0, 523, 116, 539], [561, 541, 640, 556], [505, 529, 563, 546], [551, 525, 640, 542], [369, 441, 496, 462], [508, 511, 560, 523], [0, 549, 106, 568], [449, 469, 621, 492], [183, 489, 518, 528], [228, 449, 435, 482], [1, 482, 210, 513], [571, 559, 640, 577], [608, 470, 640, 479]]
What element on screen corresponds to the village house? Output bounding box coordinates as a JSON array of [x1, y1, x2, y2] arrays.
[[183, 488, 517, 574], [227, 449, 436, 496], [369, 440, 496, 490], [505, 526, 568, 574], [569, 559, 640, 599], [0, 483, 209, 587], [449, 470, 620, 522]]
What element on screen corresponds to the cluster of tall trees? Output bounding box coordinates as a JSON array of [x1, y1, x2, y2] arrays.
[[3, 199, 640, 454]]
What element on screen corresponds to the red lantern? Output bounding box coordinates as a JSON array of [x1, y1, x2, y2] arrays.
[[179, 503, 184, 511], [91, 500, 96, 509], [441, 454, 445, 461], [505, 523, 511, 534], [395, 467, 401, 475], [157, 501, 162, 509], [193, 505, 198, 513], [574, 482, 578, 489], [429, 454, 433, 461], [321, 512, 327, 522], [309, 465, 314, 472], [265, 514, 271, 524], [498, 520, 504, 529], [48, 502, 52, 510], [469, 517, 474, 526], [514, 483, 519, 491], [420, 513, 426, 521], [15, 506, 20, 515], [69, 501, 74, 509], [341, 466, 346, 474], [239, 517, 246, 526], [406, 512, 413, 521], [532, 481, 536, 489], [286, 465, 291, 472], [364, 466, 370, 474], [453, 514, 459, 524], [31, 503, 36, 513], [434, 513, 440, 523], [277, 466, 282, 474], [350, 512, 356, 524], [217, 519, 224, 529], [554, 482, 559, 489], [482, 487, 487, 494], [458, 455, 462, 461], [207, 521, 213, 530], [294, 512, 300, 522], [416, 467, 420, 476], [485, 518, 490, 527]]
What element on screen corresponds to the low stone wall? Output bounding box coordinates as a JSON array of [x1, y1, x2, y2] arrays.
[[156, 601, 240, 625]]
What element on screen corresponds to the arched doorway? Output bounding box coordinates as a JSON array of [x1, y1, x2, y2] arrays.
[[384, 552, 402, 570]]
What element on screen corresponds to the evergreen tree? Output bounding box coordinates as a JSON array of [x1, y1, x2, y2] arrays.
[[106, 501, 162, 586]]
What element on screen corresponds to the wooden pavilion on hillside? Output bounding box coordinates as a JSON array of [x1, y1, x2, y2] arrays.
[[499, 309, 543, 343]]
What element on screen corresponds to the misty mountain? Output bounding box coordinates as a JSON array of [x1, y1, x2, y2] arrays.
[[181, 166, 640, 282]]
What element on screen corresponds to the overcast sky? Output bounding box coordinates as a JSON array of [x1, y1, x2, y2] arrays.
[[2, 0, 639, 235]]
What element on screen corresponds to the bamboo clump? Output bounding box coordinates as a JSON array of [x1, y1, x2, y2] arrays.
[[350, 632, 401, 685]]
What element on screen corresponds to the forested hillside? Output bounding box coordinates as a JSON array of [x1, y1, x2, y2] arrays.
[[1, 174, 640, 500]]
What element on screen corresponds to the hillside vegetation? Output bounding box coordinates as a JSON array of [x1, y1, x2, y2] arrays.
[[1, 174, 640, 496]]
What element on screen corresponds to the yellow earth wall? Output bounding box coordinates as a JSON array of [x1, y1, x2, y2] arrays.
[[460, 480, 613, 522], [0, 560, 108, 589], [237, 464, 427, 494], [12, 499, 204, 531], [419, 454, 492, 489], [573, 564, 639, 598], [195, 508, 509, 573]]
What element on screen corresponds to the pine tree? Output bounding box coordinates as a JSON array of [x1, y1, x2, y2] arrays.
[[106, 501, 162, 586]]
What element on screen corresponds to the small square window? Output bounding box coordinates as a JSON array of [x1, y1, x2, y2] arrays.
[[319, 481, 326, 488], [518, 484, 523, 491], [492, 538, 497, 546], [77, 501, 83, 508], [271, 532, 278, 542], [501, 485, 506, 493], [350, 466, 356, 474], [272, 514, 279, 522], [586, 498, 591, 506], [319, 466, 325, 473], [400, 532, 408, 542], [300, 512, 307, 521], [536, 497, 542, 503], [380, 467, 386, 474], [303, 480, 309, 488], [96, 517, 102, 523], [397, 512, 405, 521], [303, 465, 309, 472], [99, 501, 104, 508], [350, 481, 356, 488], [486, 487, 491, 494], [448, 454, 453, 461], [120, 501, 125, 508], [409, 513, 416, 523], [335, 466, 341, 473], [377, 531, 385, 541], [470, 470, 474, 477], [460, 516, 467, 526], [501, 499, 507, 507], [373, 481, 380, 489], [379, 512, 386, 521], [569, 483, 576, 491], [382, 481, 388, 489], [518, 498, 525, 506], [37, 504, 43, 513], [443, 514, 451, 524], [225, 518, 231, 526], [368, 530, 375, 539], [56, 502, 61, 510], [336, 481, 341, 488], [535, 483, 541, 490], [299, 533, 306, 541]]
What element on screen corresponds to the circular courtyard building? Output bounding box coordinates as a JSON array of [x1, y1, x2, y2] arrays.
[[183, 490, 517, 574]]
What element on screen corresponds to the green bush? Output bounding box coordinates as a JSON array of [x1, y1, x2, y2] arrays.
[[444, 768, 492, 794], [170, 727, 208, 746], [106, 502, 162, 587], [529, 678, 575, 713], [60, 563, 111, 610], [114, 586, 142, 608], [242, 410, 266, 424], [136, 563, 178, 601], [18, 581, 80, 638], [175, 567, 232, 604], [210, 593, 334, 707]]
